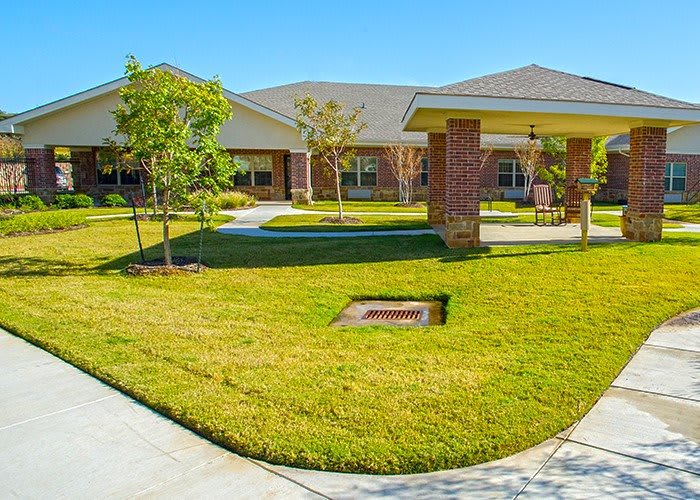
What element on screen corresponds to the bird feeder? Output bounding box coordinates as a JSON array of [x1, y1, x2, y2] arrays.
[[575, 178, 599, 251]]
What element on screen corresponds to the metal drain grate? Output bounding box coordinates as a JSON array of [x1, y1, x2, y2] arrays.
[[362, 309, 421, 321]]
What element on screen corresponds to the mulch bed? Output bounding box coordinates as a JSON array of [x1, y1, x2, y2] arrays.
[[132, 213, 181, 222], [126, 256, 207, 276], [393, 203, 424, 209], [319, 216, 363, 225]]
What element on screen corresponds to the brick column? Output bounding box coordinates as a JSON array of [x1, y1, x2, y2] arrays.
[[427, 132, 446, 226], [290, 150, 311, 204], [621, 126, 666, 242], [71, 148, 97, 192], [565, 137, 592, 221], [24, 147, 57, 201], [444, 118, 481, 248]]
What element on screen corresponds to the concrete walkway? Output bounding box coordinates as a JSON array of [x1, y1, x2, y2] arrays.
[[217, 203, 627, 245], [1, 310, 698, 498]]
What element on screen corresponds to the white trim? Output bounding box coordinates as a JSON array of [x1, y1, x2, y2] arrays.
[[402, 93, 700, 130], [289, 148, 309, 154], [0, 63, 298, 132]]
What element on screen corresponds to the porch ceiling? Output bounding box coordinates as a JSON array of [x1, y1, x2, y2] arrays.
[[402, 94, 700, 137]]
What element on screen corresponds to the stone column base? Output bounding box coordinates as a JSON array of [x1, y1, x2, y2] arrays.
[[428, 202, 445, 225], [291, 188, 312, 205], [445, 215, 480, 248], [621, 212, 663, 242]]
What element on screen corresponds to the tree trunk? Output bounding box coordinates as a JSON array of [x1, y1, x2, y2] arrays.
[[334, 158, 343, 220], [306, 153, 314, 206], [151, 179, 158, 217], [162, 188, 172, 266]]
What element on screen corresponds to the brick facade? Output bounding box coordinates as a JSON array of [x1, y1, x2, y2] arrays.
[[601, 151, 700, 203], [309, 146, 429, 201], [227, 149, 287, 201], [24, 147, 58, 201], [71, 149, 97, 191], [622, 126, 667, 242]]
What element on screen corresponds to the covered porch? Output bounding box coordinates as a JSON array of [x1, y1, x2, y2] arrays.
[[404, 65, 700, 247]]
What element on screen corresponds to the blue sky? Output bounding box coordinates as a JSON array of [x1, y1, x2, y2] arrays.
[[5, 0, 700, 112]]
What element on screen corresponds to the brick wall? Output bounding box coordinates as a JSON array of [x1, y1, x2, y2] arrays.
[[228, 149, 287, 201], [310, 146, 428, 201], [628, 126, 666, 215], [667, 153, 700, 199], [445, 118, 481, 216], [427, 132, 446, 224], [24, 147, 57, 200]]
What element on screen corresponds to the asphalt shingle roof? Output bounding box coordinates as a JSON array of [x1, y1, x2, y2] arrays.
[[242, 81, 526, 147], [242, 81, 432, 144], [435, 65, 699, 109]]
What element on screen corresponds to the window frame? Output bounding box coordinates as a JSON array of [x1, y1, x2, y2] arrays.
[[233, 154, 273, 187], [96, 153, 141, 186], [341, 156, 378, 187], [497, 159, 524, 188], [664, 162, 687, 192], [420, 156, 429, 186]]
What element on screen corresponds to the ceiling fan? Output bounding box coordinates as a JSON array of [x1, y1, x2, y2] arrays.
[[528, 125, 537, 141]]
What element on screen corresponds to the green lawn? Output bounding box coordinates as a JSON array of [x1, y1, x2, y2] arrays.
[[293, 201, 427, 213], [0, 219, 698, 474], [261, 214, 430, 232], [664, 203, 700, 223]]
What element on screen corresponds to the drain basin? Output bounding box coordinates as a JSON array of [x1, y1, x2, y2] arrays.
[[331, 300, 444, 327]]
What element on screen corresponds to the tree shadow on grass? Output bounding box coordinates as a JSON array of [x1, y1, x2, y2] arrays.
[[95, 228, 688, 272]]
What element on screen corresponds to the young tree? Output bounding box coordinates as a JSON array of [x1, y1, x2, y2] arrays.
[[106, 55, 236, 265], [294, 94, 366, 221], [591, 136, 609, 185], [514, 140, 543, 200], [384, 143, 423, 206]]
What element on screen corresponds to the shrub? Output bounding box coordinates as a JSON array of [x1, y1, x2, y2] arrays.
[[17, 195, 46, 211], [0, 211, 86, 236], [53, 193, 94, 209], [214, 191, 256, 210], [53, 194, 75, 209], [102, 193, 128, 207], [73, 194, 94, 208], [0, 193, 18, 208]]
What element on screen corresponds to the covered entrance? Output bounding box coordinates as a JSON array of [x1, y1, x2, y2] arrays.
[[403, 65, 700, 247]]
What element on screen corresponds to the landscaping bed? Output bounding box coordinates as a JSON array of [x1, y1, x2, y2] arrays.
[[0, 211, 87, 236], [292, 201, 426, 213], [0, 218, 698, 474], [261, 214, 430, 232]]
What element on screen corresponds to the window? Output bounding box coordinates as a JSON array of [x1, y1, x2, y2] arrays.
[[233, 154, 273, 186], [96, 151, 141, 185], [497, 159, 524, 188], [664, 162, 686, 192], [341, 156, 377, 186], [420, 156, 429, 186]]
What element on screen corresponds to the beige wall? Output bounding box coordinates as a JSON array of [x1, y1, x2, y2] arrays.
[[21, 89, 304, 150], [667, 125, 700, 154]]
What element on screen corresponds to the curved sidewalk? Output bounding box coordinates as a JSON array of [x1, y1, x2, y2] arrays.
[[217, 203, 435, 238], [1, 310, 698, 497]]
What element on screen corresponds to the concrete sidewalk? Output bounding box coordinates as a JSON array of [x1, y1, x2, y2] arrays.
[[1, 309, 698, 497]]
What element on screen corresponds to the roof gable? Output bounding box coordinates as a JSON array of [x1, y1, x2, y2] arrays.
[[0, 63, 296, 134]]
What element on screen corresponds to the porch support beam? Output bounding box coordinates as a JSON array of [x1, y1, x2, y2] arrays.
[[444, 118, 481, 248], [427, 132, 446, 226], [24, 146, 57, 201], [289, 150, 312, 204], [621, 126, 666, 241]]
